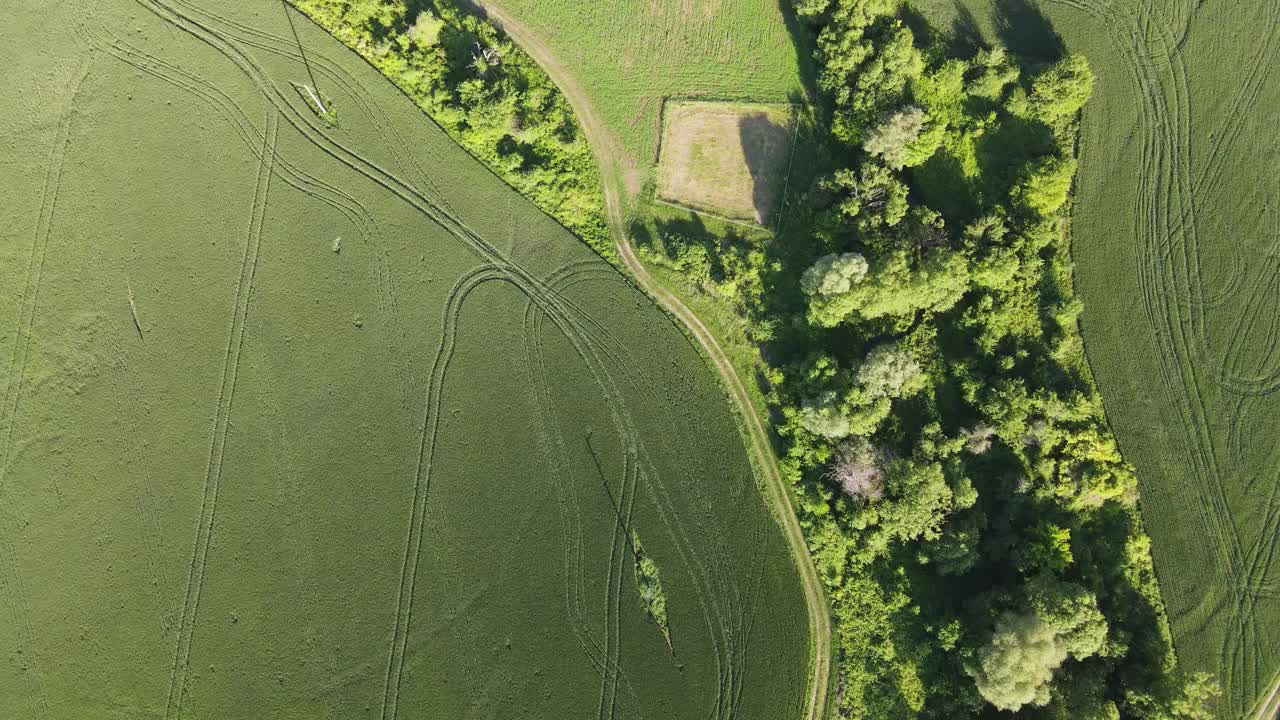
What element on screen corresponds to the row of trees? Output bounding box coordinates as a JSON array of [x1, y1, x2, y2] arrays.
[[290, 0, 611, 255]]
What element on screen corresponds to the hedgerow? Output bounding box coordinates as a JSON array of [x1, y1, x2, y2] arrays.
[[289, 0, 612, 258]]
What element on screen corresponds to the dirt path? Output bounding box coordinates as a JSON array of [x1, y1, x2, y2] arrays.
[[467, 3, 833, 718], [1252, 673, 1280, 720]]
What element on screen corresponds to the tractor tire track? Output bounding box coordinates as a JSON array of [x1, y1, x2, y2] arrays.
[[1049, 0, 1280, 711], [0, 58, 92, 720], [380, 265, 503, 720], [164, 109, 277, 720], [523, 287, 625, 693], [173, 0, 459, 216], [75, 22, 379, 244], [132, 4, 787, 718], [523, 264, 746, 719]]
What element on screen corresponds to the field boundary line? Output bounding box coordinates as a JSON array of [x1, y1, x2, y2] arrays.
[[650, 197, 772, 232], [164, 109, 278, 719], [464, 3, 834, 718]]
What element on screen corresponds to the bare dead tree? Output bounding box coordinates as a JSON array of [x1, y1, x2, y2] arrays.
[[961, 424, 997, 454], [826, 439, 893, 502], [470, 42, 502, 74]]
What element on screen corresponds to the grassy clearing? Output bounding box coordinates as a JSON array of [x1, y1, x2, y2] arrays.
[[473, 0, 808, 196], [907, 0, 1280, 715], [656, 101, 794, 224], [0, 1, 810, 717]]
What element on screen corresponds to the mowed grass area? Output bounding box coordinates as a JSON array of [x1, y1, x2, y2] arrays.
[[909, 0, 1280, 715], [0, 1, 810, 718], [474, 0, 807, 196], [656, 102, 794, 225]]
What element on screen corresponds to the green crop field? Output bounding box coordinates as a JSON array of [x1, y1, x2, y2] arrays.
[[0, 1, 811, 718], [471, 0, 808, 197], [908, 0, 1280, 715]]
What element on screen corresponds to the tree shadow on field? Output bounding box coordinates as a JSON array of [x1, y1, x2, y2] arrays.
[[900, 4, 945, 52], [776, 0, 821, 102], [948, 2, 986, 58], [738, 112, 792, 225], [994, 0, 1065, 63]]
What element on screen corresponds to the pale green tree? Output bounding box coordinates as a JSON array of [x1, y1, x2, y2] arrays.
[[970, 577, 1107, 711], [855, 342, 924, 399], [799, 391, 853, 439], [800, 252, 869, 297], [863, 106, 943, 169], [971, 611, 1066, 711], [807, 248, 970, 326]]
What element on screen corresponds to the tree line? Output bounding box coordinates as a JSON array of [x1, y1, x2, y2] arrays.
[[289, 0, 612, 257]]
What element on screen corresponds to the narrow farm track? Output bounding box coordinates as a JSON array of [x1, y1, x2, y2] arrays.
[[467, 3, 834, 719], [166, 108, 278, 720], [1253, 673, 1280, 720]]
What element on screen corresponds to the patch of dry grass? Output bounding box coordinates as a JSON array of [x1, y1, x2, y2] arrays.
[[656, 101, 793, 224]]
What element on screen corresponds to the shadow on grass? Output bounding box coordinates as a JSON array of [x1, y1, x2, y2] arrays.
[[776, 0, 821, 103], [738, 111, 793, 225], [995, 0, 1065, 62], [948, 1, 985, 57]]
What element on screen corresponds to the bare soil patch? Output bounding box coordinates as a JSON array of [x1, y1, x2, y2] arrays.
[[656, 101, 792, 225]]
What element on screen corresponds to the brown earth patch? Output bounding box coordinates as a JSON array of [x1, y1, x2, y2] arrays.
[[656, 101, 792, 225]]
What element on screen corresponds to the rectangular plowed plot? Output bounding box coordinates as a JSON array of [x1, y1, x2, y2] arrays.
[[656, 101, 792, 225]]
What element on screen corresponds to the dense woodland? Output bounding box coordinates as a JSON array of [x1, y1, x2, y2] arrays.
[[295, 0, 1222, 717], [290, 0, 612, 255], [731, 0, 1218, 716]]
